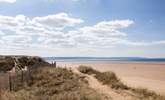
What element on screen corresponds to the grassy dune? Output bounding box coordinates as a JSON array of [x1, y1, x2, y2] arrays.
[[0, 67, 105, 100]]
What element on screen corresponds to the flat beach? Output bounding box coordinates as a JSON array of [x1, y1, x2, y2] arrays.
[[57, 61, 165, 95]]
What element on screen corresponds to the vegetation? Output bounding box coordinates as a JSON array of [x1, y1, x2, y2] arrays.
[[0, 56, 49, 72], [78, 65, 128, 90], [0, 56, 15, 72], [78, 66, 165, 100], [131, 88, 165, 100], [78, 65, 100, 75], [0, 67, 106, 100], [95, 71, 129, 90]]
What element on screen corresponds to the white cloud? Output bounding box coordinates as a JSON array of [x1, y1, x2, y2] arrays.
[[46, 0, 81, 2], [32, 13, 83, 30], [119, 40, 165, 46], [0, 0, 16, 3], [0, 31, 5, 35], [0, 16, 17, 30], [0, 13, 164, 54], [68, 20, 132, 47], [0, 13, 83, 36], [154, 40, 165, 44], [95, 20, 134, 30], [2, 35, 31, 43], [0, 13, 83, 50]]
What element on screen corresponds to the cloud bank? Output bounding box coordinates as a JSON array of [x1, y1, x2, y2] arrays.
[[0, 13, 164, 55]]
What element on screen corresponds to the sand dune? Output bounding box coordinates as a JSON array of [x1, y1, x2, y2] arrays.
[[57, 61, 165, 95]]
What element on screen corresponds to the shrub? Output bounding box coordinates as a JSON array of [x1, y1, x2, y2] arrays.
[[78, 65, 99, 75], [131, 88, 165, 100], [95, 71, 129, 90], [0, 61, 14, 72], [0, 56, 49, 72]]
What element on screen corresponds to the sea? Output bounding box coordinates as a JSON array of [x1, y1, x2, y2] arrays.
[[44, 57, 165, 63]]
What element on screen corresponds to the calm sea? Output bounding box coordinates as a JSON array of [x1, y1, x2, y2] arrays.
[[44, 57, 165, 63]]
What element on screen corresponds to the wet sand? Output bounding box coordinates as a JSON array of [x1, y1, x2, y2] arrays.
[[57, 61, 165, 95]]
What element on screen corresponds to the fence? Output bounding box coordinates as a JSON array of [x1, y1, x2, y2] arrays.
[[0, 73, 10, 90], [0, 68, 32, 91], [0, 62, 56, 91]]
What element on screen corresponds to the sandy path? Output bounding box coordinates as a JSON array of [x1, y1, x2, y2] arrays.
[[72, 68, 137, 100]]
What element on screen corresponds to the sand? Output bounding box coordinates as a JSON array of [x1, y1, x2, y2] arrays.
[[57, 61, 165, 95]]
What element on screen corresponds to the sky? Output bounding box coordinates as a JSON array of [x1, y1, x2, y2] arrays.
[[0, 0, 165, 57]]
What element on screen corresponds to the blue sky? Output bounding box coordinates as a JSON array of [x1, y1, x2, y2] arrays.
[[0, 0, 165, 57]]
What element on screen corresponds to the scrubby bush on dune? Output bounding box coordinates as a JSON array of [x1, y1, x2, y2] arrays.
[[0, 56, 49, 72], [17, 56, 49, 68], [0, 57, 14, 72], [78, 65, 100, 75], [26, 56, 49, 66], [95, 71, 129, 90]]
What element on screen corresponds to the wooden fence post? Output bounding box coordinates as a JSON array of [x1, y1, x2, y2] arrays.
[[21, 70, 23, 84], [54, 61, 56, 67], [9, 74, 12, 91], [27, 68, 30, 85], [28, 67, 32, 85]]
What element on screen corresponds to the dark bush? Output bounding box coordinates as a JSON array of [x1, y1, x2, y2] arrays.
[[78, 65, 99, 75]]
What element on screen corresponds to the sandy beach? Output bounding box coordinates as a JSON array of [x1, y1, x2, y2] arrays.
[[57, 61, 165, 95]]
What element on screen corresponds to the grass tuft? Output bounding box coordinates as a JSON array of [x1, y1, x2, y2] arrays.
[[131, 88, 165, 100]]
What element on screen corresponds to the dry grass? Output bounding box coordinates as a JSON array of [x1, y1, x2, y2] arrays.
[[1, 67, 105, 100], [78, 65, 128, 90], [95, 72, 129, 90], [131, 88, 165, 100]]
